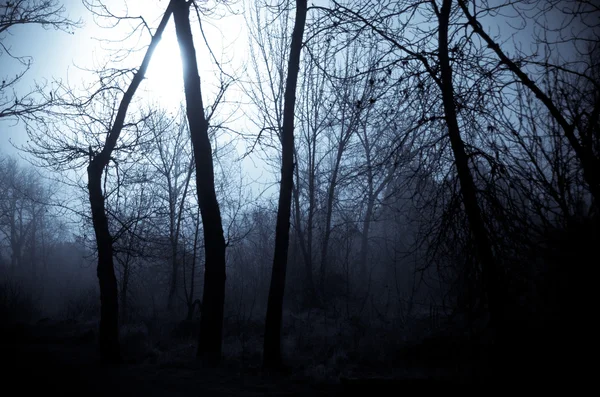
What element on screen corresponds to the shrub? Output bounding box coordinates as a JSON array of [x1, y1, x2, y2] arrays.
[[0, 281, 40, 324]]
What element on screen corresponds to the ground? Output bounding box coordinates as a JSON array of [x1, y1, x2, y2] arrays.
[[1, 320, 475, 396]]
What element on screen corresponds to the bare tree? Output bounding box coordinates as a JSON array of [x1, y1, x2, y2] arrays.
[[316, 0, 508, 340], [292, 31, 334, 302], [458, 0, 600, 208], [89, 4, 173, 363], [111, 174, 155, 325], [182, 204, 202, 322], [172, 0, 227, 366], [20, 0, 177, 363], [0, 157, 54, 279], [263, 0, 308, 370], [314, 46, 363, 301], [435, 0, 504, 338], [144, 108, 194, 312]]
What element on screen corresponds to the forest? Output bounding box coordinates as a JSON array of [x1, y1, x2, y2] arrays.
[[1, 0, 597, 394]]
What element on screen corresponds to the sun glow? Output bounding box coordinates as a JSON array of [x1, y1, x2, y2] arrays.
[[144, 22, 185, 109]]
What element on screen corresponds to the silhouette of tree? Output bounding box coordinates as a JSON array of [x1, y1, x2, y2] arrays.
[[263, 0, 308, 370], [172, 0, 228, 366]]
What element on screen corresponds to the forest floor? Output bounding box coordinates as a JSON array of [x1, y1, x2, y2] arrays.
[[0, 319, 479, 396], [3, 321, 332, 396]]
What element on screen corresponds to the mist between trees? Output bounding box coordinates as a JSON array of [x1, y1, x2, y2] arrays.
[[0, 0, 598, 386]]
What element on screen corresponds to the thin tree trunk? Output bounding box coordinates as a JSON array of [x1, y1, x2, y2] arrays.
[[319, 88, 358, 295], [87, 0, 174, 364], [30, 209, 37, 281], [168, 157, 193, 311], [359, 196, 374, 281], [183, 206, 201, 321], [358, 167, 394, 281], [292, 161, 315, 300], [306, 149, 315, 289], [319, 139, 346, 297], [167, 175, 178, 310], [9, 197, 19, 274], [168, 241, 179, 310], [263, 0, 308, 370], [186, 208, 201, 322], [120, 256, 130, 325], [173, 0, 227, 366], [438, 0, 503, 335]]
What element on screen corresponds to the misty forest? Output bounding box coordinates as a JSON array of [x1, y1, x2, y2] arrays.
[[1, 0, 597, 394]]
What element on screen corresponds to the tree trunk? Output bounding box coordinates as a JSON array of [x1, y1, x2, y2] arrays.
[[9, 197, 20, 274], [88, 164, 121, 364], [359, 196, 374, 281], [173, 0, 227, 367], [86, 0, 175, 364], [305, 151, 316, 291], [169, 157, 193, 311], [438, 0, 503, 335], [184, 207, 201, 322], [292, 166, 315, 302], [319, 140, 346, 299], [120, 268, 128, 325], [120, 254, 130, 325], [319, 93, 358, 296], [358, 169, 394, 282], [263, 0, 308, 370], [30, 209, 37, 281], [167, 240, 179, 311]]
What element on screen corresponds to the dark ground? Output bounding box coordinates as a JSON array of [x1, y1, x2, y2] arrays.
[[1, 320, 576, 395]]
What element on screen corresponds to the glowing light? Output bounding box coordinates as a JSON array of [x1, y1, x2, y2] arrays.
[[144, 22, 185, 109]]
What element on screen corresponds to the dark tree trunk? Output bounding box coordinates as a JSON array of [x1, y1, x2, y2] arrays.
[[9, 198, 20, 274], [184, 208, 201, 322], [305, 137, 317, 296], [173, 0, 227, 367], [88, 164, 121, 364], [167, 241, 179, 310], [263, 0, 308, 370], [438, 0, 504, 334], [29, 210, 37, 281], [118, 243, 136, 326], [86, 0, 174, 364], [319, 136, 347, 299], [169, 158, 193, 311], [359, 196, 374, 281], [292, 169, 315, 302], [319, 105, 358, 294]]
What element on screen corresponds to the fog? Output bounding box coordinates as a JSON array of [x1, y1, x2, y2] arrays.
[[1, 0, 597, 394]]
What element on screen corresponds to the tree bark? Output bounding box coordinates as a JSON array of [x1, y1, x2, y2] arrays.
[[173, 0, 227, 366], [438, 0, 503, 335], [263, 0, 308, 370]]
